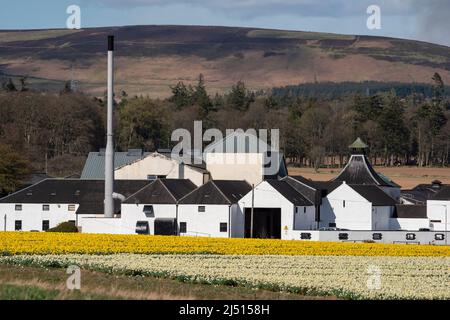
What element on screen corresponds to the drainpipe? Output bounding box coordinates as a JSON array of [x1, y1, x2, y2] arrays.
[[228, 205, 231, 238]]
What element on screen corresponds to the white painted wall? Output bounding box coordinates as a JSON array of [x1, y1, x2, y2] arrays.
[[294, 206, 316, 230], [206, 153, 263, 186], [372, 206, 392, 230], [78, 217, 129, 234], [427, 200, 450, 231], [177, 204, 231, 238], [114, 153, 205, 186], [0, 203, 79, 231], [389, 218, 430, 231], [323, 183, 373, 230], [238, 181, 315, 239], [120, 203, 177, 234], [288, 230, 449, 245]]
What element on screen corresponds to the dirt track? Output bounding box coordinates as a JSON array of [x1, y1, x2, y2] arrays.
[[288, 166, 450, 189]]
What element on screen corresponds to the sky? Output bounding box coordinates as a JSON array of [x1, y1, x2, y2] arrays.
[[0, 0, 449, 46]]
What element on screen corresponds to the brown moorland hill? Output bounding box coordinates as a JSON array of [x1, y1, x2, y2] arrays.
[[0, 25, 449, 97]]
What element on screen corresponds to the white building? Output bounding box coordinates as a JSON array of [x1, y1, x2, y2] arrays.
[[320, 182, 396, 230], [177, 180, 251, 238], [0, 179, 149, 232], [238, 180, 315, 239], [427, 186, 450, 232]]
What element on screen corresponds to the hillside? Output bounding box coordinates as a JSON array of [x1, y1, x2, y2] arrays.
[[0, 25, 449, 97]]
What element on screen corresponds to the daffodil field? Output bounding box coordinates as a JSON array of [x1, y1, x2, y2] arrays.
[[0, 232, 449, 299], [1, 232, 449, 256]]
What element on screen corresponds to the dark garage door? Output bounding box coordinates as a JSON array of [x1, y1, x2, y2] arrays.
[[245, 208, 281, 239], [154, 218, 177, 236]]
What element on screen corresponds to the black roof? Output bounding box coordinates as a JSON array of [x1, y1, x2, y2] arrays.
[[312, 180, 343, 194], [124, 179, 196, 204], [348, 184, 397, 206], [394, 204, 427, 219], [266, 180, 313, 206], [179, 180, 251, 205], [280, 176, 319, 205], [333, 154, 398, 187], [0, 179, 150, 215], [431, 186, 450, 200], [401, 182, 449, 204]]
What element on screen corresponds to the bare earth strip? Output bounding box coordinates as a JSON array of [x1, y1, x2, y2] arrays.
[[288, 166, 450, 189]]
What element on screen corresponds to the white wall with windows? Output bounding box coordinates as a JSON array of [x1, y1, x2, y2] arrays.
[[427, 200, 450, 231], [0, 203, 79, 232]]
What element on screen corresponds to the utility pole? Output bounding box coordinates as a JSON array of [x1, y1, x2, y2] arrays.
[[250, 184, 254, 238]]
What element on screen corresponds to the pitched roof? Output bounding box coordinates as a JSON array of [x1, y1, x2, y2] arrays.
[[179, 180, 251, 205], [0, 179, 150, 215], [266, 180, 313, 206], [124, 179, 196, 204], [333, 154, 398, 187], [394, 204, 427, 219], [349, 137, 368, 149], [281, 176, 319, 205], [81, 150, 151, 179], [348, 184, 397, 206], [402, 181, 449, 204], [431, 186, 450, 201]]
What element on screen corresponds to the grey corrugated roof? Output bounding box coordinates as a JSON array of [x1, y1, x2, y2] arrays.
[[80, 151, 151, 179], [0, 179, 150, 215], [348, 184, 397, 206]]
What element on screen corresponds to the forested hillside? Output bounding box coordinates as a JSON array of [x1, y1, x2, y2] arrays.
[[0, 72, 449, 195]]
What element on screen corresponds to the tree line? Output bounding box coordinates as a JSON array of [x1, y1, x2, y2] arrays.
[[0, 73, 449, 195]]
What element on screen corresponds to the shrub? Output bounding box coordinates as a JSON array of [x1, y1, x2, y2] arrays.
[[46, 222, 78, 233]]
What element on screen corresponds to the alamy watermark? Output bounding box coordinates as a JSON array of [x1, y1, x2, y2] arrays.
[[66, 5, 81, 29], [66, 265, 81, 290], [367, 5, 381, 30], [171, 121, 281, 175], [367, 265, 381, 290]]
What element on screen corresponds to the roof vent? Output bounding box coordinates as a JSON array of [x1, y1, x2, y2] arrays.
[[26, 191, 33, 196], [431, 180, 442, 189], [74, 190, 81, 196], [50, 192, 56, 196]]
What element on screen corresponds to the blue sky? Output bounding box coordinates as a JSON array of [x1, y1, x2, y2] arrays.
[[0, 0, 449, 46]]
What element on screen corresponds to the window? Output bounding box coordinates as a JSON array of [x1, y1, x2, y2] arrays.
[[68, 205, 76, 211], [406, 233, 416, 241], [435, 233, 445, 241], [179, 222, 187, 233], [220, 223, 228, 233], [15, 220, 22, 231], [15, 204, 22, 211], [135, 221, 149, 235], [42, 220, 50, 231], [300, 233, 311, 240], [143, 205, 154, 217], [304, 207, 307, 214], [338, 233, 349, 240], [68, 220, 76, 226], [372, 233, 383, 240], [343, 200, 346, 208], [42, 204, 50, 211], [198, 206, 205, 212]]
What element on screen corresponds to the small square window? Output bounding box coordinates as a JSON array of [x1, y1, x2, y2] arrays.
[[143, 205, 154, 217], [68, 205, 76, 211], [42, 220, 50, 231], [220, 222, 228, 233], [15, 220, 22, 231], [179, 222, 187, 233], [42, 204, 50, 211], [15, 204, 22, 211], [198, 206, 205, 212]]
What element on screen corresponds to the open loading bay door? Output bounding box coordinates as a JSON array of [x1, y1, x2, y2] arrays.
[[244, 208, 281, 239]]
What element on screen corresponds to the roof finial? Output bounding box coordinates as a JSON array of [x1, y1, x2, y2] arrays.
[[349, 137, 368, 154]]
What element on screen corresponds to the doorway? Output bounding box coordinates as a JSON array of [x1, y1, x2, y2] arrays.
[[244, 208, 281, 239]]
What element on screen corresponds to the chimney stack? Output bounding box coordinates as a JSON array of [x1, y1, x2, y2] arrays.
[[104, 35, 115, 218]]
